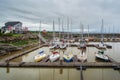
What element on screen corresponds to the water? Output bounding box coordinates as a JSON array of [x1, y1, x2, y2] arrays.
[[0, 42, 120, 80]]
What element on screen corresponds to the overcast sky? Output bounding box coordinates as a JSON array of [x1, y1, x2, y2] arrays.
[[0, 0, 120, 33]]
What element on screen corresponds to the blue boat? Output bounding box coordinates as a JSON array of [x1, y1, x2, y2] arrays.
[[63, 53, 73, 62]]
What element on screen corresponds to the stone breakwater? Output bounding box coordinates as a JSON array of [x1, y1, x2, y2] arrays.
[[0, 44, 22, 55]]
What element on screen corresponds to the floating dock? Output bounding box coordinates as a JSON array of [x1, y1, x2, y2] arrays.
[[0, 43, 117, 69], [0, 61, 120, 68], [0, 54, 120, 69], [42, 43, 112, 49]]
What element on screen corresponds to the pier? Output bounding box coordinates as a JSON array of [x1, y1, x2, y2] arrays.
[[0, 53, 120, 69], [0, 42, 118, 70], [0, 60, 120, 68]]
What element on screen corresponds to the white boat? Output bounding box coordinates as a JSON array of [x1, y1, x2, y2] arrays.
[[95, 51, 109, 61], [34, 22, 47, 62], [34, 50, 46, 62], [60, 43, 67, 49], [98, 43, 106, 49], [78, 43, 86, 49], [49, 43, 58, 49], [63, 18, 74, 62], [78, 23, 86, 49], [49, 51, 60, 62], [99, 19, 106, 49], [77, 51, 87, 62], [49, 20, 60, 49]]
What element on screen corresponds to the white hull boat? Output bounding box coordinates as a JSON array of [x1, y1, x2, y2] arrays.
[[78, 43, 86, 49], [99, 43, 106, 49], [49, 44, 58, 49], [49, 51, 60, 62], [95, 51, 109, 61], [60, 43, 67, 49], [77, 52, 87, 62]]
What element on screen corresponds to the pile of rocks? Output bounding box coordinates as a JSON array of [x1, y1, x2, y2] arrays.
[[0, 44, 22, 55]]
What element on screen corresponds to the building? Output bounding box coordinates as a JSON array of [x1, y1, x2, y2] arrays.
[[1, 21, 22, 33]]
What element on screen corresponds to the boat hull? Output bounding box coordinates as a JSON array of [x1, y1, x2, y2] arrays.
[[49, 53, 60, 62], [95, 53, 109, 62], [77, 52, 87, 62], [63, 54, 73, 62], [34, 54, 46, 62]]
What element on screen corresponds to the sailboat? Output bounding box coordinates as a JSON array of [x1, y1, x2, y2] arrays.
[[34, 21, 47, 62], [98, 19, 106, 49], [49, 51, 60, 62], [34, 50, 47, 62], [85, 25, 90, 42], [95, 50, 109, 61], [63, 52, 73, 62], [63, 18, 74, 62], [77, 50, 87, 62], [60, 19, 67, 49], [78, 23, 86, 49], [60, 42, 67, 49], [49, 20, 59, 49]]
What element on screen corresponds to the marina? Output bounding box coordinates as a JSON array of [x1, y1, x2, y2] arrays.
[[1, 0, 120, 80], [0, 23, 119, 80], [0, 42, 120, 80], [0, 43, 119, 69]]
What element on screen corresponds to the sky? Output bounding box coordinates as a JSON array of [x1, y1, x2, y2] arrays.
[[0, 0, 120, 33]]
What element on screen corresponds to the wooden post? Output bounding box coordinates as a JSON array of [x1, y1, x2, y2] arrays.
[[6, 61, 10, 73]]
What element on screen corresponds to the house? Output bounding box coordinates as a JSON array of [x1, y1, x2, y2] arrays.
[[1, 21, 22, 33]]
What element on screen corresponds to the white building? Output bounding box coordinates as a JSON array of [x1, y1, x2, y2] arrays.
[[1, 21, 22, 33]]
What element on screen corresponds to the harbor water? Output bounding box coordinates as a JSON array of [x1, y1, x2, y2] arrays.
[[0, 42, 120, 80]]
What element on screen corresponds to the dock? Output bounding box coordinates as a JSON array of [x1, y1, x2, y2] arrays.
[[0, 54, 120, 69], [0, 43, 117, 69], [0, 61, 120, 68]]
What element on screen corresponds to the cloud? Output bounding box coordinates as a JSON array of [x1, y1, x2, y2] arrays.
[[0, 0, 120, 33]]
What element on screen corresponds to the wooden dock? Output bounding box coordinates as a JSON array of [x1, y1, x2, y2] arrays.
[[41, 43, 112, 50], [0, 43, 117, 69], [1, 44, 46, 62], [0, 54, 120, 69], [105, 44, 112, 49], [0, 61, 120, 68]]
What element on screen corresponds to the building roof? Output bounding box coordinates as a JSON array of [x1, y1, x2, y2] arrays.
[[5, 21, 22, 26]]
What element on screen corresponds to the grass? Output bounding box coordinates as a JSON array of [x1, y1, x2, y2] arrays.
[[12, 34, 23, 37], [12, 39, 38, 46], [12, 40, 29, 46], [0, 33, 23, 37], [0, 39, 38, 46]]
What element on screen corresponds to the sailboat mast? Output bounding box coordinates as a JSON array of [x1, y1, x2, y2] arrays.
[[70, 19, 72, 39], [53, 20, 55, 41], [88, 25, 89, 38], [82, 24, 84, 40], [39, 21, 41, 47], [79, 23, 81, 40], [67, 17, 69, 40], [58, 18, 61, 39], [67, 17, 70, 47], [80, 23, 84, 40], [62, 19, 64, 39], [101, 19, 104, 42]]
